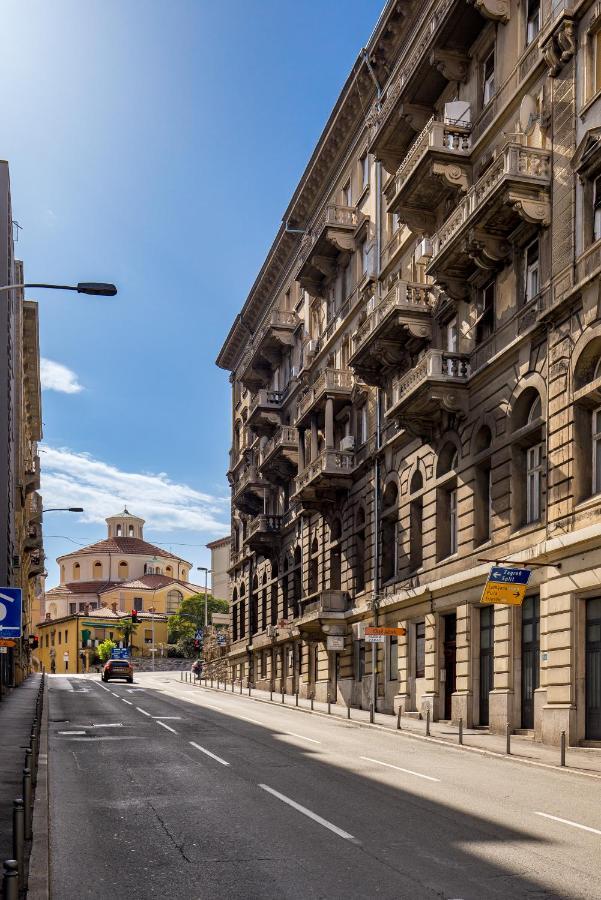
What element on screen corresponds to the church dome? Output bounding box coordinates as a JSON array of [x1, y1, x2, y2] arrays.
[[105, 507, 145, 539]]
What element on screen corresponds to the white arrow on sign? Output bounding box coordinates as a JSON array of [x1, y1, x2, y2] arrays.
[[0, 592, 16, 623]]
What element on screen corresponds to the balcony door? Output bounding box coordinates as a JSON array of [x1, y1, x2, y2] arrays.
[[521, 595, 540, 729], [586, 598, 601, 740]]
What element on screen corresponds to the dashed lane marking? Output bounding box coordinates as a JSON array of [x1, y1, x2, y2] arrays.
[[282, 731, 321, 745], [122, 699, 133, 705], [157, 721, 177, 734], [259, 784, 358, 843], [59, 731, 86, 735], [534, 812, 601, 836], [360, 756, 441, 783], [151, 716, 181, 720], [136, 707, 151, 717], [189, 741, 230, 766]]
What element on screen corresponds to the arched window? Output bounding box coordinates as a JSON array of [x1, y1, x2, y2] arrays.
[[128, 525, 135, 537], [381, 482, 399, 583], [355, 509, 366, 594], [473, 425, 493, 546], [308, 537, 319, 596], [60, 565, 65, 583], [293, 547, 302, 617], [118, 561, 129, 580], [165, 566, 173, 576], [116, 524, 122, 537], [166, 590, 183, 615], [232, 587, 238, 641], [281, 558, 289, 620], [72, 562, 80, 581], [330, 519, 342, 591], [270, 565, 279, 626], [251, 576, 259, 635], [436, 442, 459, 561], [93, 561, 103, 579], [239, 582, 246, 638], [511, 389, 544, 528], [410, 470, 424, 571], [261, 572, 267, 631]]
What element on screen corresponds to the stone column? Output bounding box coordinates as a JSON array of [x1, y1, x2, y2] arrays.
[[421, 612, 439, 719], [453, 602, 473, 726], [541, 583, 576, 745], [325, 396, 335, 450], [298, 428, 305, 471], [394, 617, 410, 715], [310, 416, 319, 460], [489, 604, 514, 734]]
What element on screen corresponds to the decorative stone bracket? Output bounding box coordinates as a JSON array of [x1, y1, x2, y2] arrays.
[[432, 161, 470, 193], [541, 17, 576, 76], [507, 191, 551, 226], [429, 49, 470, 83], [470, 0, 510, 24]]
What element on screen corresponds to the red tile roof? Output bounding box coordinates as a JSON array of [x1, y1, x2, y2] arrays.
[[58, 536, 189, 563], [98, 575, 202, 594], [45, 581, 119, 597]]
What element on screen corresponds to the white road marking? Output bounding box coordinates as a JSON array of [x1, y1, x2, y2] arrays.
[[259, 784, 357, 842], [534, 812, 601, 836], [360, 756, 441, 783], [99, 685, 111, 692], [201, 702, 224, 711], [91, 723, 122, 728], [111, 692, 119, 697], [157, 721, 177, 734], [59, 731, 86, 735], [189, 741, 230, 766], [151, 716, 181, 720], [136, 707, 151, 717], [282, 731, 321, 745], [122, 699, 133, 705], [234, 714, 262, 724]]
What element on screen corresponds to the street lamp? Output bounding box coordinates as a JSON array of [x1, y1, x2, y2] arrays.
[[148, 606, 156, 673], [42, 507, 84, 513], [0, 281, 117, 296], [197, 567, 211, 629]]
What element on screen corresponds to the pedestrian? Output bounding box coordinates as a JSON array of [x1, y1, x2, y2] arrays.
[[50, 658, 56, 674], [191, 659, 202, 681]]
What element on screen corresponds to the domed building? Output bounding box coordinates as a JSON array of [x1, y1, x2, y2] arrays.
[[44, 508, 203, 620]]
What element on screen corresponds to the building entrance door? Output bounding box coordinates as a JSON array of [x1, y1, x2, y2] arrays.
[[479, 606, 494, 726], [443, 613, 456, 720], [521, 595, 540, 729], [586, 598, 601, 740]]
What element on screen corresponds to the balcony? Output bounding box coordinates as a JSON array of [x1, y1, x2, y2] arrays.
[[244, 514, 283, 553], [24, 522, 43, 553], [23, 455, 41, 496], [296, 205, 363, 294], [247, 389, 284, 437], [292, 448, 354, 507], [239, 309, 300, 392], [296, 368, 353, 427], [231, 465, 269, 515], [387, 349, 470, 438], [259, 425, 298, 482], [384, 117, 472, 233], [28, 550, 45, 579], [297, 590, 350, 632], [350, 280, 436, 386], [427, 143, 551, 296]]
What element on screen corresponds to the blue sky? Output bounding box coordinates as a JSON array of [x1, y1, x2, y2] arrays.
[[2, 0, 384, 587]]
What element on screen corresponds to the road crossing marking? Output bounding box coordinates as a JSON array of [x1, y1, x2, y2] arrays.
[[259, 784, 358, 843], [360, 756, 440, 783], [282, 731, 321, 745], [122, 699, 133, 705], [151, 716, 181, 720], [157, 721, 177, 734], [136, 707, 151, 717], [99, 685, 111, 692], [59, 731, 86, 735], [189, 741, 230, 766], [111, 693, 119, 697], [534, 812, 601, 836]]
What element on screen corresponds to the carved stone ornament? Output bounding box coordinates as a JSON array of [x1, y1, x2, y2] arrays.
[[398, 103, 433, 133], [429, 49, 470, 83], [507, 191, 551, 226], [431, 161, 470, 192], [396, 205, 436, 237], [465, 233, 510, 270], [542, 18, 576, 76], [470, 0, 510, 23], [434, 275, 469, 301]]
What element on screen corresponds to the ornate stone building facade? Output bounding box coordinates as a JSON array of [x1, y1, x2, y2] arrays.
[[217, 0, 601, 746]]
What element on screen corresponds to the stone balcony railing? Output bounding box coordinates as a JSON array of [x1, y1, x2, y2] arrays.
[[248, 388, 284, 417], [389, 349, 471, 411], [352, 281, 436, 358], [299, 590, 350, 619], [296, 369, 353, 422], [296, 205, 362, 272], [245, 514, 283, 545], [384, 116, 471, 210], [293, 448, 355, 495], [259, 425, 298, 467], [430, 142, 551, 263], [238, 309, 300, 382]]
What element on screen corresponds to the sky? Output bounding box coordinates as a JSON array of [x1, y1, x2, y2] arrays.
[[2, 0, 385, 587]]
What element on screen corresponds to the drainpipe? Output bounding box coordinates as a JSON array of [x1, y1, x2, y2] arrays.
[[372, 152, 384, 714]]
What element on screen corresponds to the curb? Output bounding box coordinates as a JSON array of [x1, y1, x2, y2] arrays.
[[27, 678, 49, 900], [172, 677, 601, 782]]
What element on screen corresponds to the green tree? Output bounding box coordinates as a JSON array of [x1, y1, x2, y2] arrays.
[[167, 594, 228, 643], [114, 617, 139, 650], [97, 639, 116, 662]]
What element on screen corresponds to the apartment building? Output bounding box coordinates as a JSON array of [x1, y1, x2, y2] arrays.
[[217, 0, 601, 746]]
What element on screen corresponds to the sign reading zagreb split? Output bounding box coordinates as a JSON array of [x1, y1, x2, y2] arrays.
[[481, 566, 531, 606], [365, 627, 407, 637], [0, 587, 22, 638]]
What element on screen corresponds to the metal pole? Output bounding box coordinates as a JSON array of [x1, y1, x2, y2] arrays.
[[2, 859, 18, 900], [458, 717, 463, 745], [281, 690, 285, 704], [295, 691, 298, 707], [347, 705, 351, 720], [12, 800, 23, 881], [152, 610, 155, 673], [270, 689, 273, 702], [426, 706, 431, 736], [560, 730, 566, 766], [310, 697, 314, 711], [506, 723, 511, 755], [22, 770, 32, 839], [328, 697, 331, 715], [397, 708, 401, 730], [239, 679, 242, 695], [369, 702, 374, 724], [204, 568, 208, 630]]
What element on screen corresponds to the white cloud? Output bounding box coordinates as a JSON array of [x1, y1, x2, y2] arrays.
[[40, 359, 83, 394], [39, 445, 230, 535]]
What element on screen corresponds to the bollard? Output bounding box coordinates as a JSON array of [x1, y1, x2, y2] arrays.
[[397, 708, 402, 730], [347, 705, 351, 720], [458, 717, 463, 745], [560, 730, 566, 767], [506, 723, 511, 755], [426, 706, 431, 736], [281, 691, 285, 704], [211, 676, 214, 689], [22, 770, 32, 839], [180, 670, 183, 682], [12, 800, 23, 880], [328, 698, 331, 715], [270, 690, 273, 702], [248, 685, 251, 697], [239, 680, 242, 695], [310, 697, 314, 711], [2, 859, 19, 900], [24, 750, 33, 790], [231, 678, 234, 693], [31, 730, 38, 785], [295, 692, 299, 707], [369, 703, 374, 724]]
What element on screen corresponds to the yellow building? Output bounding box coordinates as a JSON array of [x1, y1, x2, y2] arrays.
[[36, 606, 169, 675]]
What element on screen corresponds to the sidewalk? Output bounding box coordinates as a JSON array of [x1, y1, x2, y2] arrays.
[[0, 673, 42, 863], [190, 676, 601, 777]]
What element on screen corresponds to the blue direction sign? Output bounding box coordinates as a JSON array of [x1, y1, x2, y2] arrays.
[[195, 629, 204, 641], [481, 566, 531, 606], [110, 647, 131, 660], [0, 587, 22, 638]]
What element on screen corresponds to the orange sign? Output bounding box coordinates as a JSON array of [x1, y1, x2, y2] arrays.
[[365, 627, 407, 637], [0, 639, 16, 648]]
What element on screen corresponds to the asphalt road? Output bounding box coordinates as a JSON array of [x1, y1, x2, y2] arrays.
[[47, 673, 601, 900]]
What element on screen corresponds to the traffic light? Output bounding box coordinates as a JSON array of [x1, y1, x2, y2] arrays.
[[131, 610, 139, 623], [194, 639, 200, 650], [29, 635, 39, 650]]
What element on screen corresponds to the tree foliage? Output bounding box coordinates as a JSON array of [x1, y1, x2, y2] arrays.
[[114, 618, 139, 649], [97, 639, 116, 662], [168, 594, 228, 643]]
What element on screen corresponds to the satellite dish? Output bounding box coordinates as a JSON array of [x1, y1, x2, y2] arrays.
[[519, 95, 538, 135]]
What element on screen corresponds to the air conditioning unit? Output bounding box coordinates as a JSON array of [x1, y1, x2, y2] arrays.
[[415, 238, 433, 264], [306, 339, 319, 357], [340, 435, 356, 452]]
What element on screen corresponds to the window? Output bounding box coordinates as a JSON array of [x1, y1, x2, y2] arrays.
[[476, 281, 495, 344], [361, 240, 370, 276], [72, 562, 80, 581], [526, 443, 543, 523], [343, 180, 352, 207], [260, 651, 266, 678], [128, 525, 135, 537], [526, 0, 540, 43], [409, 470, 424, 571], [118, 561, 128, 580], [594, 30, 601, 97], [355, 509, 366, 593], [308, 538, 318, 596], [436, 443, 459, 560], [415, 622, 425, 678], [593, 408, 601, 494], [116, 524, 122, 536], [389, 636, 398, 681], [357, 405, 367, 445], [361, 154, 369, 189], [449, 488, 458, 555], [144, 629, 152, 644], [524, 239, 540, 301], [483, 49, 495, 106], [381, 482, 399, 583], [133, 597, 143, 611], [69, 603, 76, 615], [166, 589, 183, 615], [93, 561, 102, 578], [356, 640, 365, 681], [594, 175, 601, 242], [342, 262, 351, 300], [58, 631, 61, 645]]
